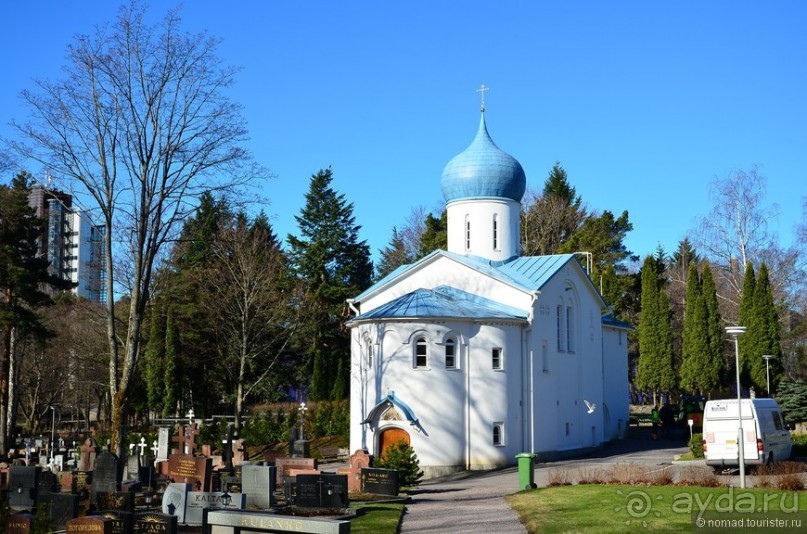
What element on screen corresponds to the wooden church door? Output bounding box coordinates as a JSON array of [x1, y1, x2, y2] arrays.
[[379, 427, 410, 457]]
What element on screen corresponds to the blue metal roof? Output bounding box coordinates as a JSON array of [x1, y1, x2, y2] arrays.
[[351, 251, 580, 305], [602, 314, 634, 330], [440, 112, 526, 203], [349, 285, 528, 323], [362, 391, 421, 429]]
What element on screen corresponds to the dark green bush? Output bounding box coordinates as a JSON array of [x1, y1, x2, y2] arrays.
[[792, 433, 807, 457], [689, 432, 704, 458], [375, 440, 424, 488]]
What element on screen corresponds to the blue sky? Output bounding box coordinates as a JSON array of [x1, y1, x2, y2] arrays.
[[1, 1, 804, 266]]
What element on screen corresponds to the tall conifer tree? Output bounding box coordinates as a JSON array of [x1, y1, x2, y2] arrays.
[[636, 256, 676, 403], [287, 168, 373, 400], [701, 263, 723, 393], [680, 263, 708, 393]]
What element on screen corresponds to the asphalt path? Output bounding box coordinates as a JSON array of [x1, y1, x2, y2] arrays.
[[399, 430, 690, 533]]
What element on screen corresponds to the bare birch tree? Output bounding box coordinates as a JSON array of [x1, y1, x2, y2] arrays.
[[9, 2, 256, 455]]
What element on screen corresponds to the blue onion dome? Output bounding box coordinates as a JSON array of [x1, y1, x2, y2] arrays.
[[441, 112, 526, 203]]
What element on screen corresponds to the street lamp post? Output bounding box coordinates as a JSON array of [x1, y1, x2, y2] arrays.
[[762, 355, 773, 396], [49, 405, 57, 462], [726, 326, 747, 489]]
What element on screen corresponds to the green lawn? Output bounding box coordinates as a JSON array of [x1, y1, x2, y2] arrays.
[[349, 501, 406, 533], [506, 485, 807, 534]]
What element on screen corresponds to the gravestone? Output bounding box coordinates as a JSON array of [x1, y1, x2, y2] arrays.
[[205, 509, 350, 534], [166, 455, 212, 491], [7, 513, 33, 534], [79, 438, 99, 471], [361, 467, 399, 496], [66, 516, 114, 534], [8, 465, 39, 509], [39, 469, 58, 493], [95, 491, 135, 513], [91, 452, 121, 510], [241, 464, 276, 508], [221, 474, 241, 494], [161, 483, 190, 523], [126, 453, 141, 481], [340, 449, 371, 493], [274, 457, 317, 486], [99, 510, 133, 534], [71, 470, 92, 496], [171, 425, 198, 456], [132, 512, 178, 534], [294, 473, 348, 509], [184, 491, 246, 526], [157, 428, 171, 461]]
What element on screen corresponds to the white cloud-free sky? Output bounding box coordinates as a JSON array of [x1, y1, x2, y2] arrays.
[[1, 1, 804, 265]]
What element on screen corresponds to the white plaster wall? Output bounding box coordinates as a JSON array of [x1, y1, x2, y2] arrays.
[[602, 326, 630, 440], [446, 198, 521, 261]]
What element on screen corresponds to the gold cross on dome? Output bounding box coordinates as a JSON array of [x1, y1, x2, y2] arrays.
[[476, 84, 489, 112]]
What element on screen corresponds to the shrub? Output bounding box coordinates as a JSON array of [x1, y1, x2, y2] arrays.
[[375, 440, 424, 488], [689, 433, 704, 458], [677, 466, 724, 487], [547, 468, 572, 486], [241, 411, 284, 445], [791, 433, 807, 457]]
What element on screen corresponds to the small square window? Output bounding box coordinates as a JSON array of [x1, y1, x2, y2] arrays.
[[492, 347, 502, 370]]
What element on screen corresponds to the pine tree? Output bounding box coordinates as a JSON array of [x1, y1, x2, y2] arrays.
[[701, 263, 724, 394], [418, 211, 447, 259], [377, 227, 413, 279], [680, 263, 708, 393], [737, 263, 756, 387], [143, 304, 165, 416], [287, 168, 373, 399], [0, 171, 71, 452], [163, 308, 179, 417], [748, 263, 782, 393], [636, 256, 676, 403]]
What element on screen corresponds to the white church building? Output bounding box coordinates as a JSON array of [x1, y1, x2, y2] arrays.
[[347, 105, 630, 479]]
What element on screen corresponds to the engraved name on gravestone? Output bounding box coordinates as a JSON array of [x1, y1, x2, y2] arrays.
[[183, 491, 246, 526], [99, 510, 133, 534], [66, 515, 114, 534], [132, 512, 178, 534], [361, 467, 399, 496]]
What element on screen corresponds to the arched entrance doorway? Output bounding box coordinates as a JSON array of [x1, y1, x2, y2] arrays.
[[378, 427, 410, 457]]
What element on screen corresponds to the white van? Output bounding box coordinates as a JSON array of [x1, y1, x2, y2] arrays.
[[702, 398, 792, 468]]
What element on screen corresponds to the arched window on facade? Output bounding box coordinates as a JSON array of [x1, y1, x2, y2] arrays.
[[445, 338, 456, 368], [415, 337, 428, 368]]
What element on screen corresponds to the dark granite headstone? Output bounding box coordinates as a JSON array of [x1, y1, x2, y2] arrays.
[[8, 465, 39, 509], [39, 469, 58, 493], [361, 467, 399, 496], [40, 491, 80, 529], [99, 510, 134, 534], [295, 473, 348, 509], [7, 512, 33, 534], [71, 470, 92, 496], [66, 515, 114, 534], [132, 511, 178, 534], [95, 491, 135, 513], [92, 452, 122, 500]]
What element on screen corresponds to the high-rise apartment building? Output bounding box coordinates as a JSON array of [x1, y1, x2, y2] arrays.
[[27, 187, 106, 303]]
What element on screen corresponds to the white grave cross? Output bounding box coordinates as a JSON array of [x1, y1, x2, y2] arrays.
[[138, 436, 148, 458]]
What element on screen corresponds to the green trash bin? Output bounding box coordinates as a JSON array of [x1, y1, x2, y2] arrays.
[[516, 452, 536, 489]]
